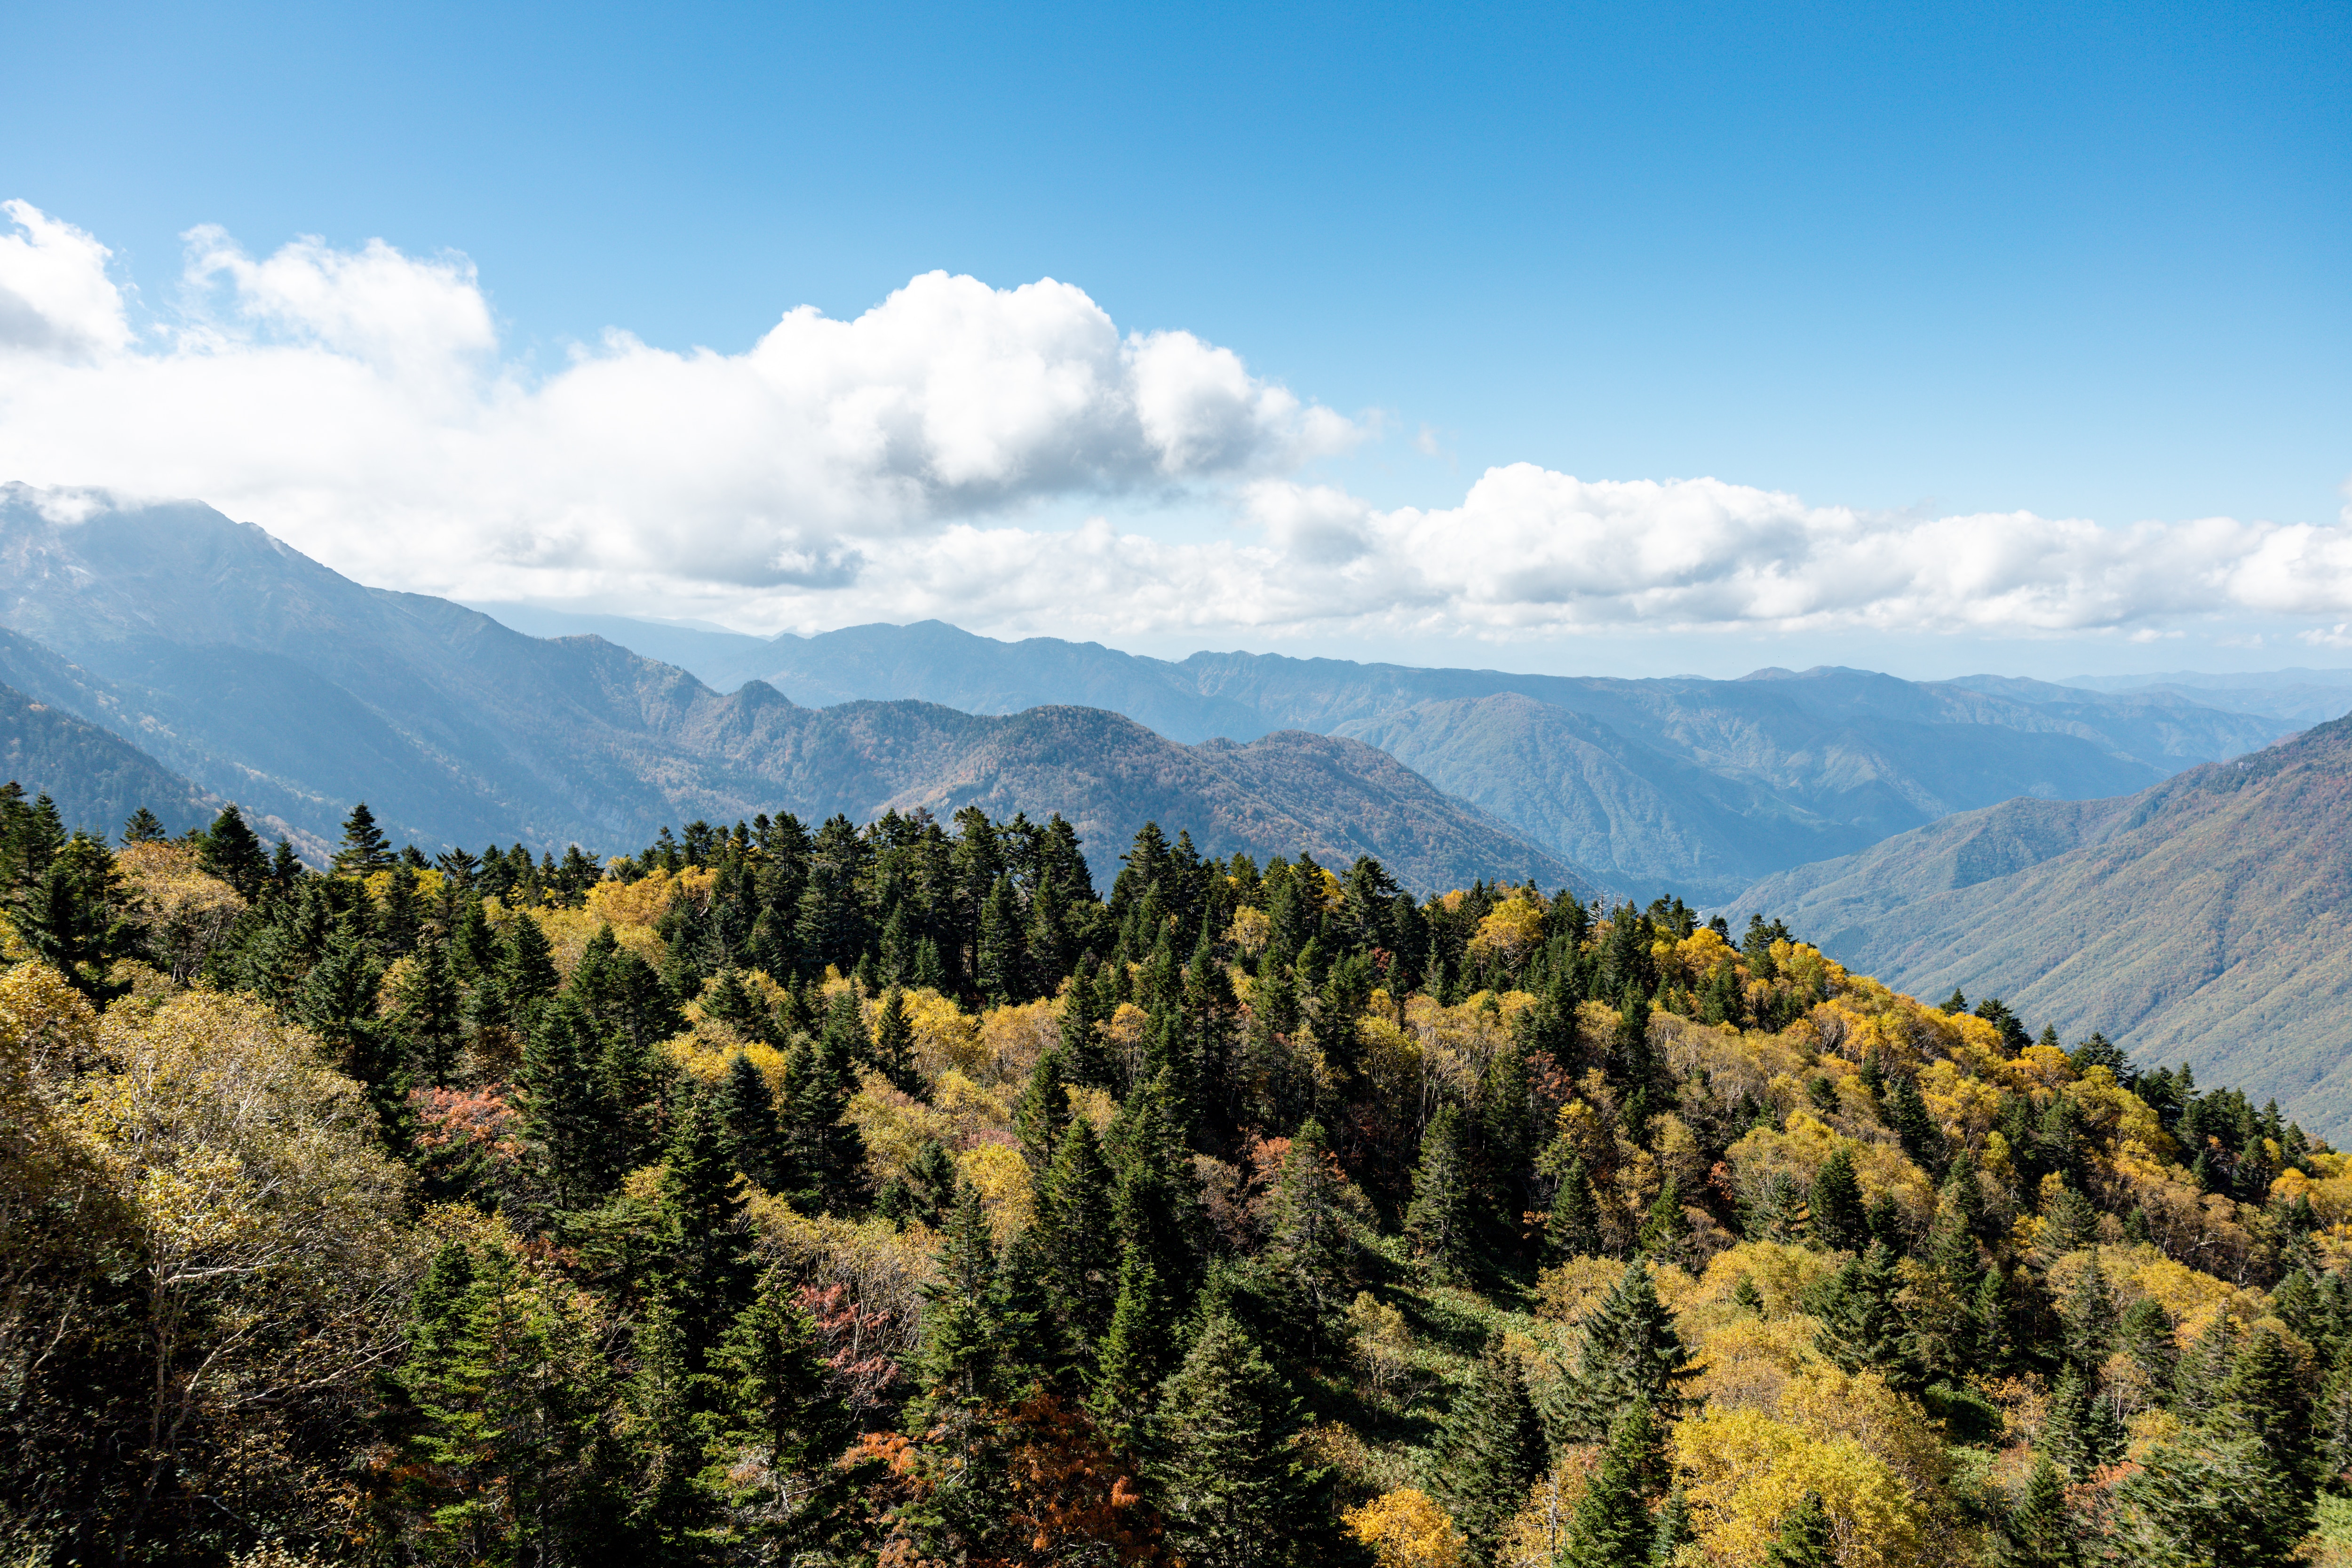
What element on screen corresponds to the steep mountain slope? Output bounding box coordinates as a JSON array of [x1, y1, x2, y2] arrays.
[[0, 489, 1583, 891], [1724, 716, 2352, 1135], [575, 607, 2277, 902], [656, 693, 1587, 891], [0, 676, 220, 838]]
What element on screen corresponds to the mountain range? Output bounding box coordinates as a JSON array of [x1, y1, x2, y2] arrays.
[[478, 604, 2290, 903], [0, 488, 1578, 892], [1725, 715, 2352, 1136], [14, 484, 2352, 1120]]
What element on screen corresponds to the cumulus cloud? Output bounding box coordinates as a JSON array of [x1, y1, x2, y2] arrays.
[[1, 199, 2349, 650], [0, 201, 1358, 599]]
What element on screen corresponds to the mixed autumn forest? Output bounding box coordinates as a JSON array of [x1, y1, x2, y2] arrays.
[[3, 785, 2349, 1568]]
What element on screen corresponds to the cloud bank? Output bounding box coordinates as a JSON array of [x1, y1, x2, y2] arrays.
[[2, 199, 2347, 648]]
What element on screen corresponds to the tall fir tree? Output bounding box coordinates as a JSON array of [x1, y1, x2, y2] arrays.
[[1152, 1304, 1329, 1568], [1763, 1491, 1836, 1568], [1546, 1156, 1605, 1261], [1405, 1103, 1476, 1275], [1809, 1144, 1868, 1253], [1557, 1259, 1696, 1440], [333, 801, 397, 876], [1558, 1401, 1664, 1568], [1430, 1333, 1547, 1563], [1034, 1117, 1121, 1360]]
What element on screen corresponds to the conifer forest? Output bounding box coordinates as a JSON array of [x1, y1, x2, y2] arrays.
[[8, 783, 2352, 1568]]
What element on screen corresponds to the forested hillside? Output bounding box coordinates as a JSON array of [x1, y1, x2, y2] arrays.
[[1728, 715, 2352, 1139], [0, 677, 218, 837], [5, 784, 2350, 1568]]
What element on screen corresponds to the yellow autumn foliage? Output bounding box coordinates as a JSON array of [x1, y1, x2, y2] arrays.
[[585, 865, 715, 928], [1345, 1487, 1465, 1568], [1469, 896, 1548, 966], [1675, 1406, 1929, 1568], [957, 1141, 1033, 1246]]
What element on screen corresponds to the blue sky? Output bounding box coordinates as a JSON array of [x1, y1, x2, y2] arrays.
[[2, 0, 2348, 677]]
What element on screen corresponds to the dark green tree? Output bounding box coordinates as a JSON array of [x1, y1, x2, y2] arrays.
[[1405, 1103, 1475, 1275], [333, 801, 397, 876], [1808, 1144, 1868, 1253], [714, 1266, 858, 1555], [1998, 1455, 2081, 1568], [1815, 1240, 1907, 1379], [1546, 1156, 1605, 1261], [1558, 1402, 1663, 1568], [1430, 1333, 1547, 1564], [1152, 1304, 1329, 1568], [1557, 1259, 1695, 1439], [1034, 1117, 1120, 1359], [199, 804, 269, 898], [1763, 1490, 1835, 1568]]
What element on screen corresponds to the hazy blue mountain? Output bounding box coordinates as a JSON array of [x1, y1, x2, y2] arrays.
[[1724, 717, 2352, 1137], [506, 602, 2283, 903], [0, 489, 1585, 891], [2051, 668, 2352, 728], [0, 672, 219, 839]]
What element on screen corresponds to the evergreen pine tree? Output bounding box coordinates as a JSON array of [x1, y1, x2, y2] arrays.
[[1763, 1490, 1835, 1568], [1090, 1245, 1172, 1450], [2042, 1182, 2100, 1255], [292, 922, 390, 1082], [120, 805, 166, 844], [2042, 1362, 2123, 1480], [1883, 1073, 1946, 1174], [1430, 1333, 1547, 1563], [976, 873, 1024, 1005], [872, 983, 920, 1093], [379, 865, 423, 960], [199, 804, 269, 898], [617, 1299, 717, 1554], [1816, 1240, 1907, 1378], [1405, 1103, 1475, 1275], [2113, 1435, 2312, 1568], [783, 992, 868, 1211], [1559, 1259, 1696, 1439], [2216, 1326, 2314, 1496], [713, 1050, 783, 1191], [655, 1090, 754, 1370], [2062, 1252, 2119, 1368], [1637, 1177, 1692, 1263], [1652, 1480, 1695, 1566], [1152, 1304, 1329, 1568], [1014, 1046, 1071, 1173], [390, 931, 465, 1087], [1035, 1117, 1120, 1357], [2118, 1297, 2177, 1404], [1559, 1402, 1662, 1568], [333, 801, 397, 876], [1263, 1118, 1355, 1359], [2000, 1455, 2082, 1568], [1809, 1144, 1868, 1252], [714, 1266, 857, 1554], [518, 997, 610, 1211], [2314, 1339, 2352, 1479], [1547, 1156, 1605, 1261]]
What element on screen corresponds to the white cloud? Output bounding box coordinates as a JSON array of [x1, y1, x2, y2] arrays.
[[3, 199, 2351, 652], [0, 203, 1359, 597], [0, 201, 132, 359]]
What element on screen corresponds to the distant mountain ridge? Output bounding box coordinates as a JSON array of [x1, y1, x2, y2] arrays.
[[1724, 716, 2352, 1136], [483, 606, 2290, 903], [0, 487, 1584, 893], [0, 674, 221, 840]]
